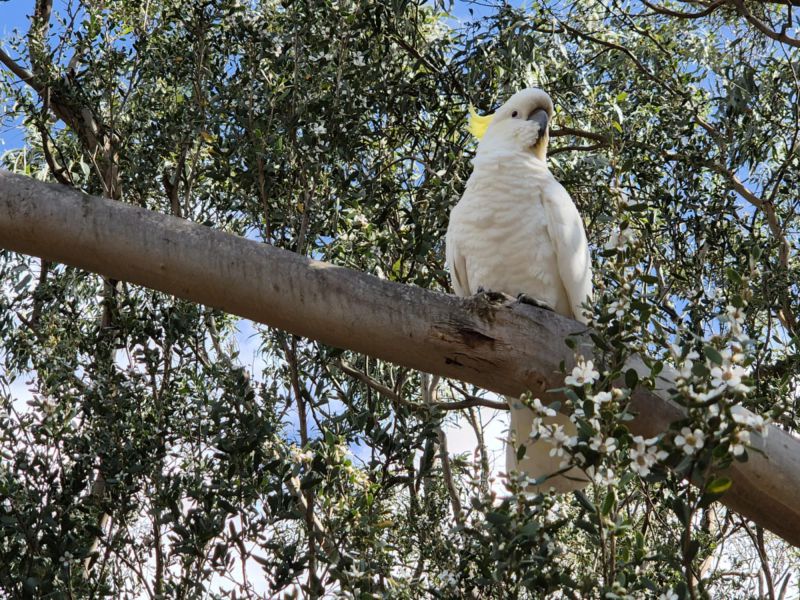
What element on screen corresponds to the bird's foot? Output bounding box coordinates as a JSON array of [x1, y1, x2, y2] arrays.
[[475, 287, 516, 304], [516, 293, 554, 312]]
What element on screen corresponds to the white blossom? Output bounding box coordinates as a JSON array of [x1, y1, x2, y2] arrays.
[[607, 296, 629, 318], [628, 435, 668, 476], [677, 361, 694, 381], [730, 429, 750, 456], [724, 344, 747, 364], [710, 363, 750, 393], [658, 591, 678, 600], [291, 446, 314, 464], [591, 390, 613, 405], [605, 227, 637, 251], [676, 349, 700, 381], [589, 434, 618, 454], [565, 359, 600, 387], [586, 465, 617, 486], [543, 425, 575, 457], [530, 397, 557, 417], [687, 385, 723, 404], [732, 408, 768, 436], [529, 416, 546, 438], [674, 427, 705, 455], [726, 304, 745, 322], [725, 304, 746, 334]]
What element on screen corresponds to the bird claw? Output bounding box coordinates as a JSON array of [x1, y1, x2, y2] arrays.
[[474, 287, 516, 304], [516, 293, 554, 311]]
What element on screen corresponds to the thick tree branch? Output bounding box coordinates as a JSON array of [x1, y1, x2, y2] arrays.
[[0, 171, 799, 547], [0, 48, 42, 90]]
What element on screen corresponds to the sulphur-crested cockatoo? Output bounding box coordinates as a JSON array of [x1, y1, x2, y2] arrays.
[[445, 88, 592, 492]]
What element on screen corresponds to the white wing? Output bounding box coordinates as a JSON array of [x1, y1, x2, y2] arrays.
[[445, 228, 470, 297], [542, 180, 593, 323]]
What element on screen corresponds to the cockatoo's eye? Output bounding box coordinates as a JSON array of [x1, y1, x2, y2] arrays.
[[511, 110, 518, 118]]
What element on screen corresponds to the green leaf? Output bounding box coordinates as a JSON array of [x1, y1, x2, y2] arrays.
[[651, 361, 663, 377], [704, 346, 723, 365], [573, 490, 596, 513], [625, 368, 639, 389], [517, 443, 527, 460], [601, 490, 616, 515], [590, 333, 611, 351], [671, 497, 689, 525], [519, 522, 539, 538], [675, 582, 688, 599], [705, 476, 733, 494], [486, 511, 511, 527]]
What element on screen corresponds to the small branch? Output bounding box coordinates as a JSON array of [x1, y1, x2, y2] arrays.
[[336, 360, 405, 403], [555, 19, 686, 99], [731, 0, 800, 48], [0, 48, 42, 90], [422, 374, 464, 523], [550, 126, 610, 143], [337, 361, 508, 411], [641, 0, 726, 19], [434, 397, 509, 411], [464, 405, 491, 494], [549, 143, 605, 156], [281, 337, 319, 596]]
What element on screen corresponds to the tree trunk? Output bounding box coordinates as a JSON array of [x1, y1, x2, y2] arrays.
[[1, 170, 798, 547]]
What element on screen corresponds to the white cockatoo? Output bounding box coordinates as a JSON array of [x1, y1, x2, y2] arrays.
[[445, 88, 593, 492]]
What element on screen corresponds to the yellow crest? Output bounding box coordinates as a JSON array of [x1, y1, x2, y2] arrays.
[[467, 106, 494, 140]]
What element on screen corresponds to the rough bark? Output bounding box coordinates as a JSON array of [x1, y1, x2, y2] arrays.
[[1, 170, 798, 547]]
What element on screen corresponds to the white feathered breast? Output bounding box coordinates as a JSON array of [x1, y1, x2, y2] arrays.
[[446, 150, 582, 319]]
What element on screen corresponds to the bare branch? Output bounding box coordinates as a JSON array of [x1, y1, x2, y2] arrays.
[[550, 126, 610, 143], [422, 374, 464, 523], [0, 47, 42, 91], [337, 361, 508, 411], [731, 0, 800, 47], [641, 0, 726, 19], [549, 143, 606, 156]]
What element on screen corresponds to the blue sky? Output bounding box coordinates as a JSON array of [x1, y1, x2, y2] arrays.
[[0, 0, 36, 151], [0, 0, 31, 35]]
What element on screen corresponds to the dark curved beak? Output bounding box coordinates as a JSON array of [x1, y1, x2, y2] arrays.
[[527, 108, 549, 143]]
